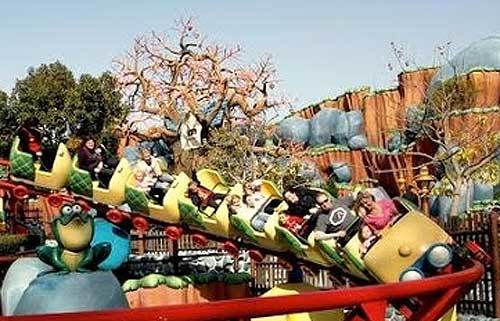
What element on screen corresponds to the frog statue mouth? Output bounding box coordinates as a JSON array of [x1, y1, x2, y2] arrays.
[[55, 212, 94, 252]]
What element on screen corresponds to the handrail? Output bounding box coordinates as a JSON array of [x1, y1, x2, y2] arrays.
[[0, 260, 484, 321]]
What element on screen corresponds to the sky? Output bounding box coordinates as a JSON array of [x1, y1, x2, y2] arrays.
[[1, 1, 499, 109]]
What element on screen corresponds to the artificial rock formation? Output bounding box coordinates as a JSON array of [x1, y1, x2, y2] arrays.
[[294, 64, 500, 195]]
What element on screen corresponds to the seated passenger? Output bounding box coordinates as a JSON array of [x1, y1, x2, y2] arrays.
[[186, 180, 225, 211], [78, 137, 115, 188], [136, 148, 174, 186], [134, 169, 166, 205], [279, 212, 306, 235], [279, 187, 326, 238], [354, 191, 397, 233], [283, 186, 317, 216], [17, 117, 42, 159], [313, 192, 357, 241], [227, 194, 243, 215], [358, 224, 377, 256], [243, 181, 265, 208], [133, 169, 155, 192], [242, 180, 271, 232]]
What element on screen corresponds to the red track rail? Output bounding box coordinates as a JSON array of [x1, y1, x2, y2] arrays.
[[0, 261, 484, 321]]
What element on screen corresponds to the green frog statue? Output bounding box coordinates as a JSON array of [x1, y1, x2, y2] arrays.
[[37, 202, 111, 273]]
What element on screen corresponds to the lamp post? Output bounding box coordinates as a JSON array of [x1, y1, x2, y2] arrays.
[[414, 165, 435, 217], [396, 172, 407, 196]]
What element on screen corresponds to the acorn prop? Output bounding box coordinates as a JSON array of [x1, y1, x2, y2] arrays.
[[36, 202, 111, 273]]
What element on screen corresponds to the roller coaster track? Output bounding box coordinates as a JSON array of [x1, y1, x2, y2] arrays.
[[0, 260, 484, 321], [0, 161, 489, 320]]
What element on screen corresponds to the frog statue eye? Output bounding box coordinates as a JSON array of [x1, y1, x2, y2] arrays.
[[72, 204, 82, 214], [61, 205, 73, 215]]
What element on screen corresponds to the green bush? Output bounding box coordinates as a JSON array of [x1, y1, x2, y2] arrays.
[[0, 234, 29, 255]]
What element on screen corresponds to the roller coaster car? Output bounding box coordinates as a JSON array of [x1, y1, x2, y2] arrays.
[[363, 210, 453, 283], [68, 156, 132, 206], [9, 137, 72, 190], [229, 180, 288, 252], [177, 169, 242, 239], [273, 188, 354, 270], [125, 171, 191, 224], [321, 197, 419, 282], [314, 217, 372, 281]]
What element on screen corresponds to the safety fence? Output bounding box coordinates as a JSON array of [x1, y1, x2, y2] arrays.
[[443, 209, 499, 317]]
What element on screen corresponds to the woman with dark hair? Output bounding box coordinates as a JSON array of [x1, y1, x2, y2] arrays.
[[78, 137, 115, 188]]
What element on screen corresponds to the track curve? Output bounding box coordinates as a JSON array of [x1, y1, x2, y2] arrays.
[[0, 260, 484, 321]]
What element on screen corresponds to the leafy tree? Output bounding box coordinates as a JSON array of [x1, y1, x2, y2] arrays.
[[0, 89, 13, 155], [6, 61, 128, 155], [388, 42, 499, 217], [195, 123, 315, 191]]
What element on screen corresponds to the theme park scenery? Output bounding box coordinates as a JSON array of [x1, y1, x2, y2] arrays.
[[0, 18, 499, 321]]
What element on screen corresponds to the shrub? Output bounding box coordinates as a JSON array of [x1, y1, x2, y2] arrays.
[[0, 234, 29, 255]]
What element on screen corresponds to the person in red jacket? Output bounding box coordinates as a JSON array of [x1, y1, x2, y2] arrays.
[[17, 117, 42, 159], [186, 180, 225, 210]]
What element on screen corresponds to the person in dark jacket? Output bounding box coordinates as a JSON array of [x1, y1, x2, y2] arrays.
[[78, 138, 114, 188], [283, 187, 317, 216], [279, 187, 319, 237]]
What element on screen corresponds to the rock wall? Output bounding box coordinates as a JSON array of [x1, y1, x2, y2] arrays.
[[297, 69, 499, 194], [295, 68, 437, 148]]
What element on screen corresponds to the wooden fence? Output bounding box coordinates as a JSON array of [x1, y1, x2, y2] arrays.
[[130, 229, 220, 255], [250, 256, 341, 296], [443, 210, 499, 317]]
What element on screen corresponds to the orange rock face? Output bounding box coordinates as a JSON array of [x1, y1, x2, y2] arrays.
[[298, 69, 499, 195]]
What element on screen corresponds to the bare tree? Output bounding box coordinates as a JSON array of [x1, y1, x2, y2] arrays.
[[418, 77, 499, 216], [113, 17, 286, 134]]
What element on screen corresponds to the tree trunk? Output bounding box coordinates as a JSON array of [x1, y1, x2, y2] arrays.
[[449, 178, 463, 217]]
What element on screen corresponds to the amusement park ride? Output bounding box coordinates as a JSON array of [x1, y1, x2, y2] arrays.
[[0, 136, 492, 321]]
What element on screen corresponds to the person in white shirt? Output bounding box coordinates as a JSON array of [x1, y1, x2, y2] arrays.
[[133, 169, 155, 192], [137, 148, 174, 188]]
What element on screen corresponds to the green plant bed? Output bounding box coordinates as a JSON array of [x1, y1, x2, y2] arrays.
[[122, 272, 251, 292], [0, 234, 29, 255]]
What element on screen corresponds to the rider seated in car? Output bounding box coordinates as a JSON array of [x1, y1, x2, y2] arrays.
[[227, 194, 243, 215], [243, 181, 265, 208], [358, 223, 377, 256], [186, 180, 226, 211], [353, 191, 397, 233], [136, 148, 174, 187], [313, 192, 356, 242], [133, 169, 168, 205], [78, 137, 117, 188], [17, 117, 42, 160], [279, 186, 320, 237]]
